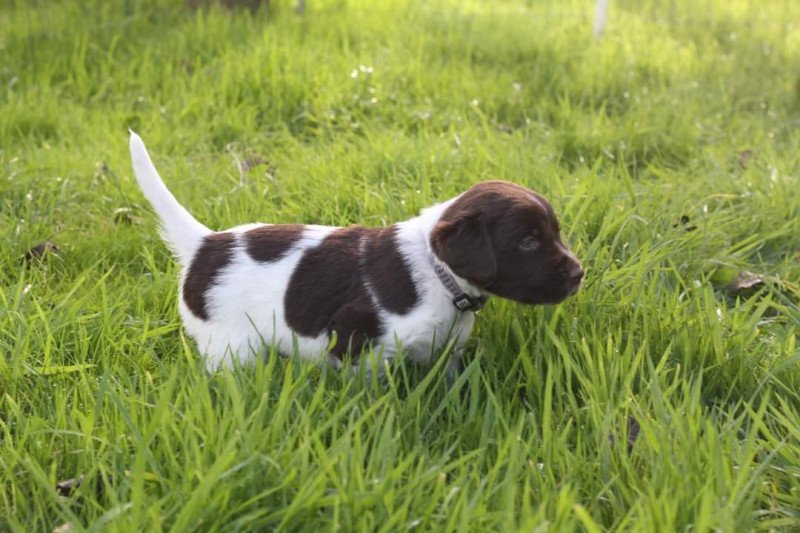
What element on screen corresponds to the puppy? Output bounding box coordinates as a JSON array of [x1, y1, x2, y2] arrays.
[[129, 132, 583, 371]]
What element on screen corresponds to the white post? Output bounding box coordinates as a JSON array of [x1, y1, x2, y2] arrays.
[[594, 0, 609, 39]]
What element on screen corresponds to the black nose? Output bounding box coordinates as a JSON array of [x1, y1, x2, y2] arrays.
[[568, 263, 584, 281]]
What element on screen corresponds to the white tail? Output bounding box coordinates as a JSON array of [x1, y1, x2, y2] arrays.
[[129, 131, 211, 265]]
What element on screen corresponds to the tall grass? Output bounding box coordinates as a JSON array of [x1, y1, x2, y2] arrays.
[[1, 0, 799, 530]]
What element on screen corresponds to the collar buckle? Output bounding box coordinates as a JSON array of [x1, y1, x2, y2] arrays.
[[453, 294, 487, 313], [431, 255, 489, 313]]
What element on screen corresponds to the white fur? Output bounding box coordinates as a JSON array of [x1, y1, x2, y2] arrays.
[[130, 132, 483, 371], [129, 132, 210, 264]]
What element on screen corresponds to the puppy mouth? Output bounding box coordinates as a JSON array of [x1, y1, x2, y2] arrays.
[[566, 280, 582, 296], [548, 279, 581, 302], [532, 283, 580, 305]]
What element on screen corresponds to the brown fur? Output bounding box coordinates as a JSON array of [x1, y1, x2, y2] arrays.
[[183, 232, 237, 320], [431, 181, 583, 305], [244, 224, 304, 263], [283, 225, 420, 360], [361, 226, 419, 314]]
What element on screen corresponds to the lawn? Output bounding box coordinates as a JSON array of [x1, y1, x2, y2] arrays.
[[1, 0, 799, 530]]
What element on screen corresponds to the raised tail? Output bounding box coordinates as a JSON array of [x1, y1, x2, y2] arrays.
[[129, 131, 211, 265]]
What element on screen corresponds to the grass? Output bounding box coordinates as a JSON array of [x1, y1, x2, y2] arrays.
[[1, 0, 799, 530]]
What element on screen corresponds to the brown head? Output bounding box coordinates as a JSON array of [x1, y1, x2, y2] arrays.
[[430, 181, 583, 305]]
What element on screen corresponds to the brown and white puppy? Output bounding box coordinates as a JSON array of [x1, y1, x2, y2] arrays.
[[130, 132, 583, 371]]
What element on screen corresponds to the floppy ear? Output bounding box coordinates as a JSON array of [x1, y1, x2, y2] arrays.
[[430, 213, 497, 287]]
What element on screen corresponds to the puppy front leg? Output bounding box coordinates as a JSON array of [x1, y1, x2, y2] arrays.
[[327, 299, 382, 368], [445, 349, 465, 387]]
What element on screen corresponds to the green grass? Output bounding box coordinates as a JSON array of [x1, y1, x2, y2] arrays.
[[2, 0, 800, 530]]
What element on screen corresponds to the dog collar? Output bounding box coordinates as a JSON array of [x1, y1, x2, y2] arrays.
[[431, 259, 488, 312]]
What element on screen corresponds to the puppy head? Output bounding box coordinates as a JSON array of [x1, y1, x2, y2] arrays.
[[430, 181, 583, 305]]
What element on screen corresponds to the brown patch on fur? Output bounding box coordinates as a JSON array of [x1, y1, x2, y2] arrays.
[[183, 232, 237, 320], [431, 181, 583, 305], [245, 224, 304, 263], [362, 226, 419, 314], [285, 226, 398, 361]]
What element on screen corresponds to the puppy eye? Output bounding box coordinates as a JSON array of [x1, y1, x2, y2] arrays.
[[519, 236, 539, 252]]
